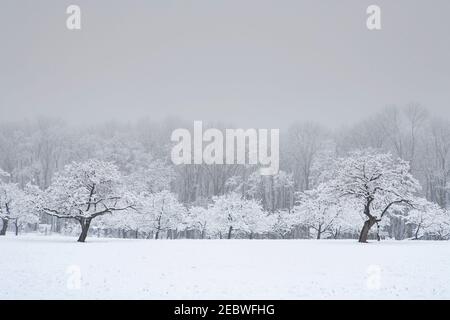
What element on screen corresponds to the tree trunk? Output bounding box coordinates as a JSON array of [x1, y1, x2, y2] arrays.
[[316, 225, 322, 240], [227, 226, 233, 239], [358, 218, 377, 243], [0, 218, 8, 236], [77, 218, 92, 242], [15, 221, 19, 236], [155, 229, 160, 240], [334, 227, 341, 239], [414, 224, 421, 240]]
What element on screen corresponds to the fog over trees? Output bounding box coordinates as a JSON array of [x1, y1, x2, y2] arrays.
[[0, 104, 449, 242]]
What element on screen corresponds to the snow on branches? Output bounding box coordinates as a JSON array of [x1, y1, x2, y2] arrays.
[[0, 179, 39, 235], [209, 192, 269, 239], [138, 190, 187, 239], [42, 159, 137, 242], [328, 149, 422, 242], [403, 198, 450, 240]]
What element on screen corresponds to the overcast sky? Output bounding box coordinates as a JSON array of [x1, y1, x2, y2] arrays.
[[1, 0, 449, 128]]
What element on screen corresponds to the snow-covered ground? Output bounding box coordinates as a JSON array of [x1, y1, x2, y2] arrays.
[[1, 234, 449, 299]]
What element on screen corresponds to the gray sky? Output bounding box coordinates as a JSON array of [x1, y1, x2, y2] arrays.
[[1, 0, 449, 128]]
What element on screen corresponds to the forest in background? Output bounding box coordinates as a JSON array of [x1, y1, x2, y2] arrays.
[[0, 104, 449, 241]]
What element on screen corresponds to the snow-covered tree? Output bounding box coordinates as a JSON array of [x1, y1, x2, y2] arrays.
[[41, 160, 136, 242], [185, 206, 215, 239], [403, 198, 443, 240], [269, 209, 297, 239], [9, 183, 40, 235], [210, 192, 266, 239], [295, 183, 342, 239], [96, 208, 143, 238], [426, 209, 450, 240], [139, 190, 187, 239], [0, 168, 11, 235], [241, 203, 271, 239], [295, 182, 364, 239], [0, 182, 20, 235], [330, 150, 421, 243], [327, 199, 363, 239], [0, 181, 39, 236]]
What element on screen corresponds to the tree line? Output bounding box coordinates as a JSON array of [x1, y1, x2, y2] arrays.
[[0, 104, 449, 242]]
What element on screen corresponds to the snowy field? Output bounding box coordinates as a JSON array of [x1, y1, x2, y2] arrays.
[[1, 234, 450, 299]]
